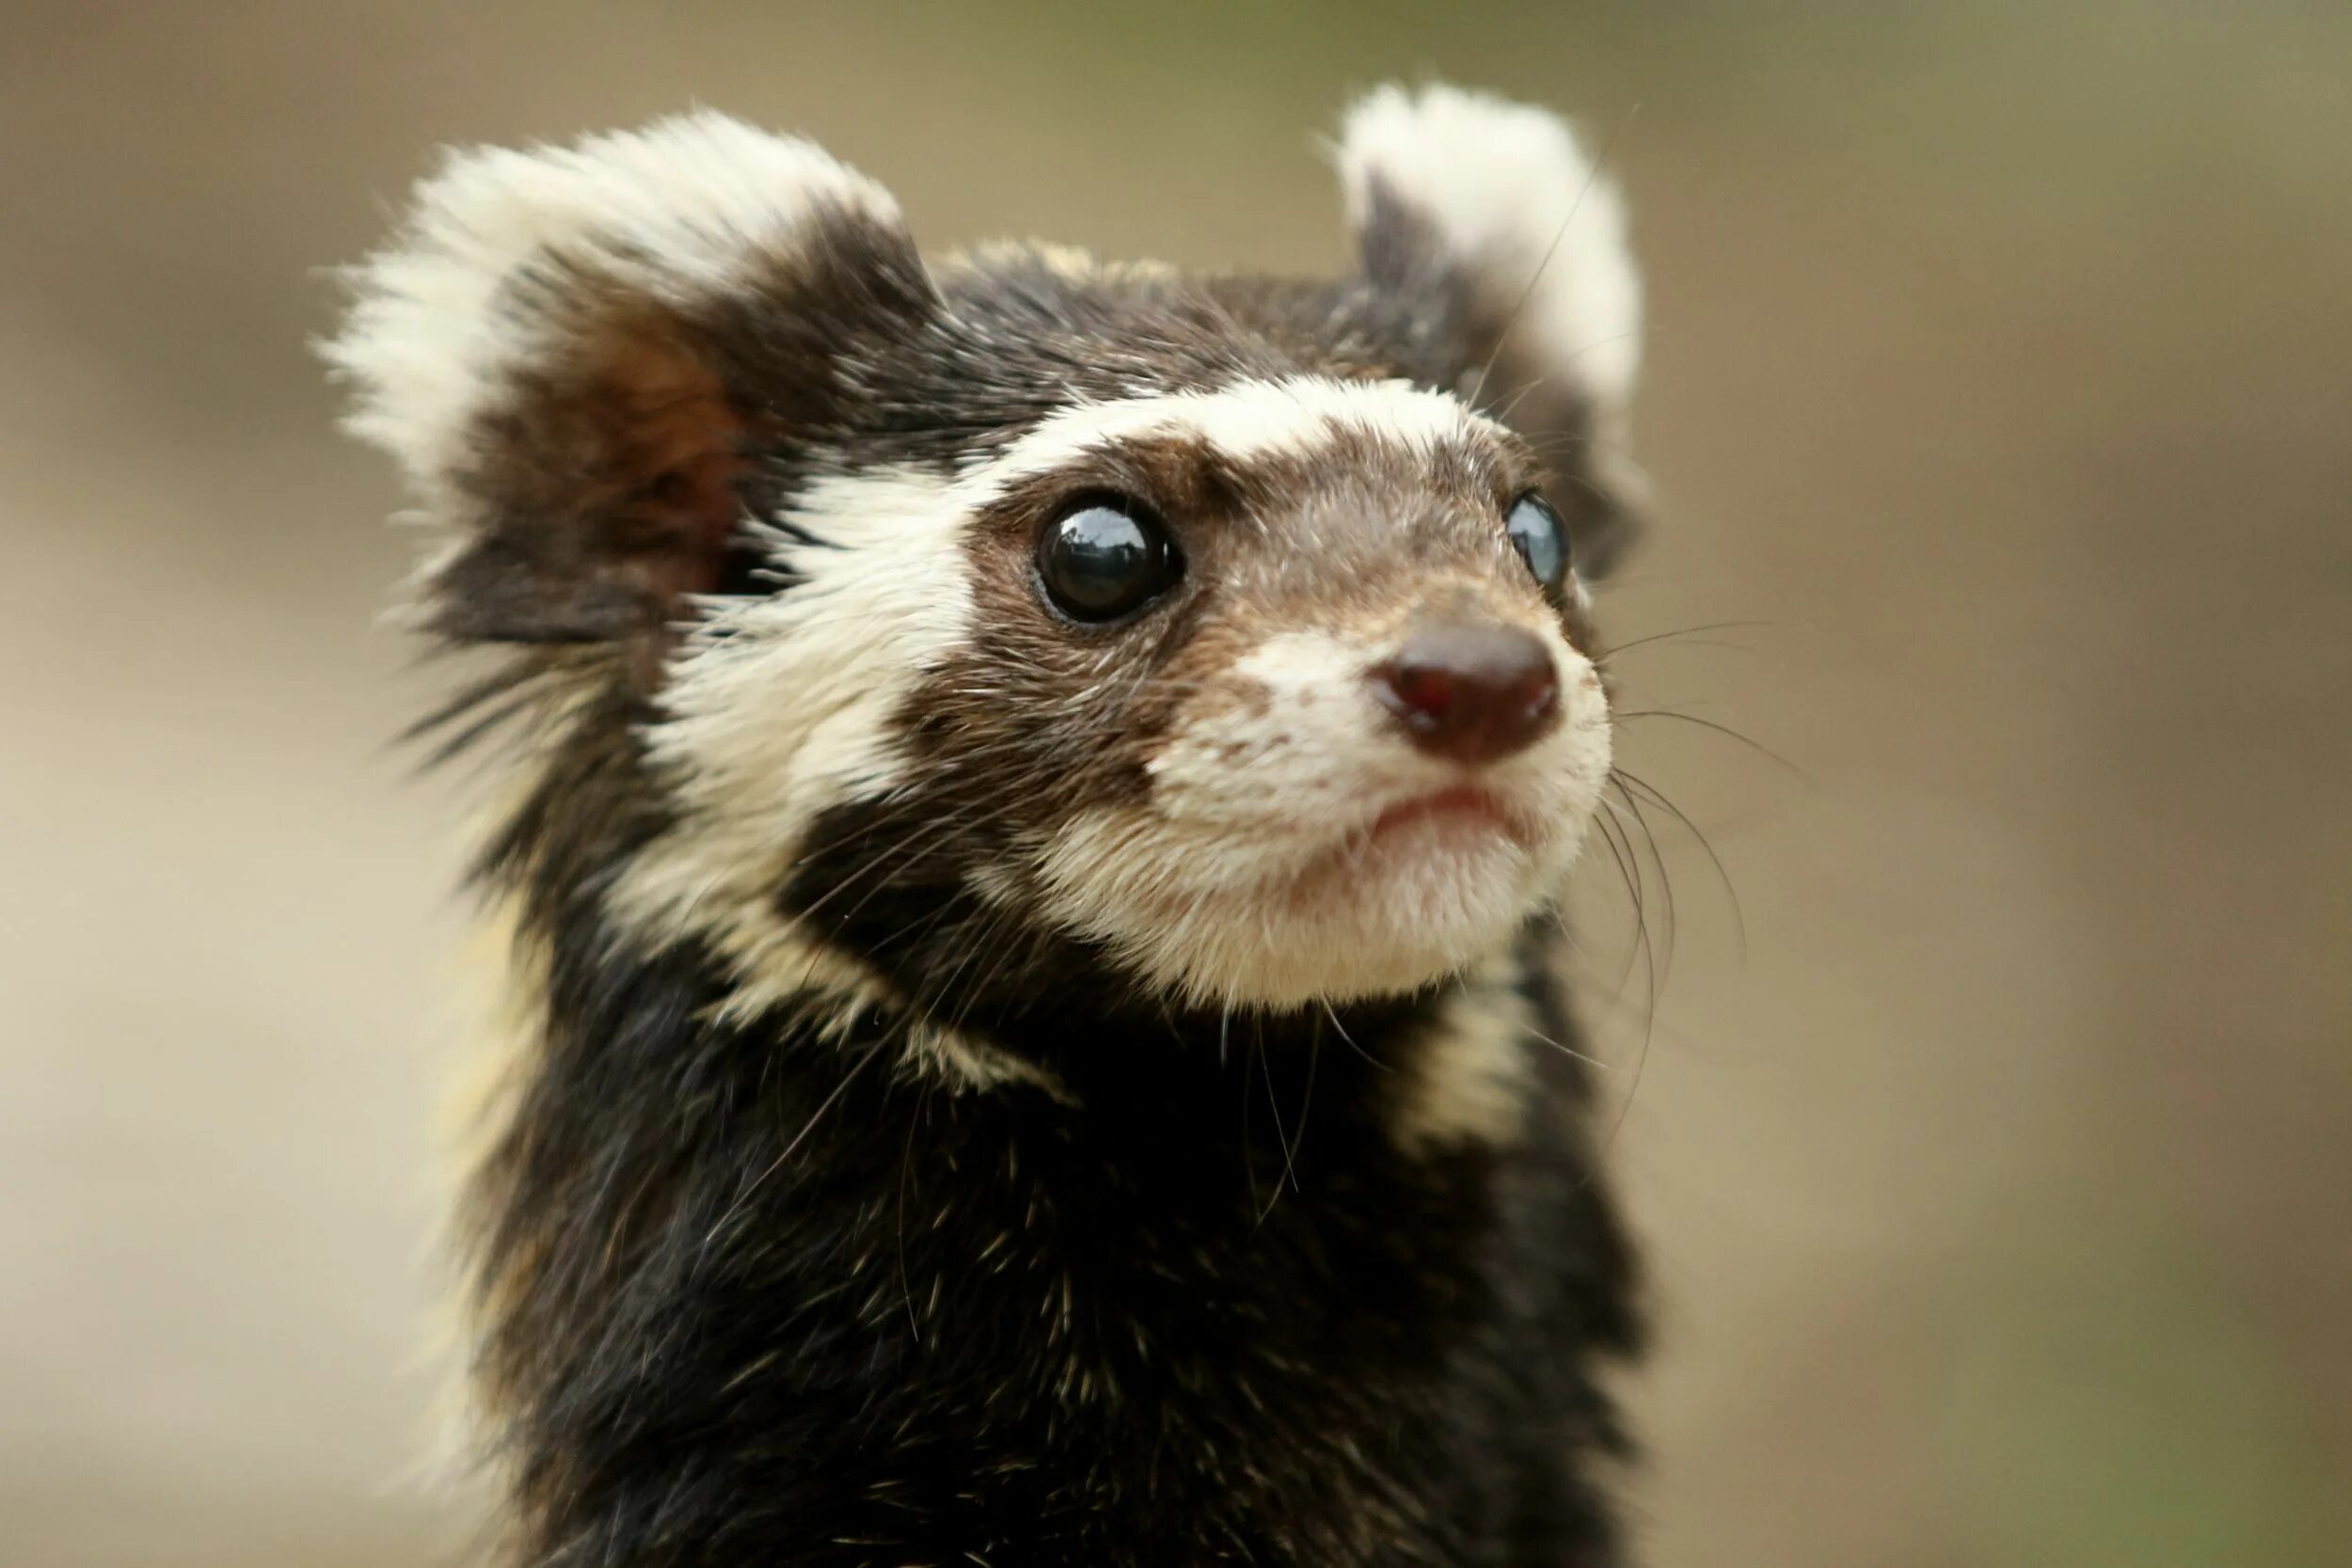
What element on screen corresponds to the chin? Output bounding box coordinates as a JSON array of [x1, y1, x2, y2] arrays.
[[1046, 805, 1582, 1011]]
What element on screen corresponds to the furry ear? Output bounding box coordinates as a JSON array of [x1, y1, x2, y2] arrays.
[[326, 112, 936, 646], [1338, 86, 1646, 577]]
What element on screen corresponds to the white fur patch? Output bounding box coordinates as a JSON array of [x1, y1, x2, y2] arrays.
[[649, 469, 970, 847], [605, 467, 1054, 1096], [324, 111, 903, 511], [1338, 85, 1643, 412], [1032, 608, 1613, 1010], [968, 375, 1496, 496], [1391, 956, 1538, 1150]]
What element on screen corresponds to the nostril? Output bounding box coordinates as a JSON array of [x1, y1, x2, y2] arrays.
[[1515, 663, 1561, 723], [1379, 659, 1458, 732], [1370, 621, 1563, 765]]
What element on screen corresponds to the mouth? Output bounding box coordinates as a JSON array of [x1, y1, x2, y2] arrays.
[[1275, 783, 1536, 903], [1367, 784, 1526, 845]]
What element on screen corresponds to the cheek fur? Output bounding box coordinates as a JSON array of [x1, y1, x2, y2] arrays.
[[644, 467, 975, 842], [601, 467, 1036, 1061]]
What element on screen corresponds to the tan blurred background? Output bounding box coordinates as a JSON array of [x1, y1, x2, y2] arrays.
[[3, 2, 2346, 1564]]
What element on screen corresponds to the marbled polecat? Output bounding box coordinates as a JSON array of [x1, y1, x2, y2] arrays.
[[330, 83, 1653, 1568]]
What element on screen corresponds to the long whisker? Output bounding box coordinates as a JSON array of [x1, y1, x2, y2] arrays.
[[1583, 800, 1661, 1163], [1519, 1015, 1627, 1076], [1612, 767, 1747, 962], [700, 1041, 882, 1252], [1585, 798, 1652, 996], [1597, 620, 1778, 663], [1238, 1015, 1264, 1220], [1319, 1000, 1391, 1073], [1254, 1015, 1301, 1225], [895, 1080, 931, 1346], [1613, 708, 1809, 781], [1613, 780, 1679, 980]]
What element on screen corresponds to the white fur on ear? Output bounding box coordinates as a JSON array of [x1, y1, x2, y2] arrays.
[[324, 111, 904, 507], [1337, 85, 1643, 411]]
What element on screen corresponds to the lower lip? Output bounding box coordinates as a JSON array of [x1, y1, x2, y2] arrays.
[[1278, 786, 1533, 907], [1369, 785, 1521, 842]]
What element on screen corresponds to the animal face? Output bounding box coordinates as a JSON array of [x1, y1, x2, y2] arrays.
[[328, 87, 1644, 1023]]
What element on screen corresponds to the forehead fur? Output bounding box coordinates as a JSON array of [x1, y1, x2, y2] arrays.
[[968, 376, 1505, 497]]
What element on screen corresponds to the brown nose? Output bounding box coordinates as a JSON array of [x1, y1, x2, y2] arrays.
[[1370, 621, 1562, 765]]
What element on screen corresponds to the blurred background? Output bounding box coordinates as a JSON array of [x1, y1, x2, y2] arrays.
[[3, 2, 2346, 1563]]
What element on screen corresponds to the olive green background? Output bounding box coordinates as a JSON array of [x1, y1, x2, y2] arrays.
[[3, 3, 2345, 1563]]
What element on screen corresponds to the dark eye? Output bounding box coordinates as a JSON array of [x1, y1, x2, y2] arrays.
[[1035, 496, 1184, 623], [1504, 491, 1572, 601]]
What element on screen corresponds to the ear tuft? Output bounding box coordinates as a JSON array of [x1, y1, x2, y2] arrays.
[[1338, 84, 1642, 414], [325, 112, 928, 646], [1336, 85, 1647, 577]]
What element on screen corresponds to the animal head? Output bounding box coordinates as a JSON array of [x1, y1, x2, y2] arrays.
[[328, 85, 1645, 1025]]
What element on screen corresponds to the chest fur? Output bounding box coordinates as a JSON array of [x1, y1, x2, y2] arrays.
[[466, 940, 1635, 1564]]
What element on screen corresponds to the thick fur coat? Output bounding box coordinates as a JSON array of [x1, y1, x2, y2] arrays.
[[330, 85, 1653, 1567]]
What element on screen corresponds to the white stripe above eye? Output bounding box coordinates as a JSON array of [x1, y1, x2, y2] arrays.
[[963, 375, 1497, 499]]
